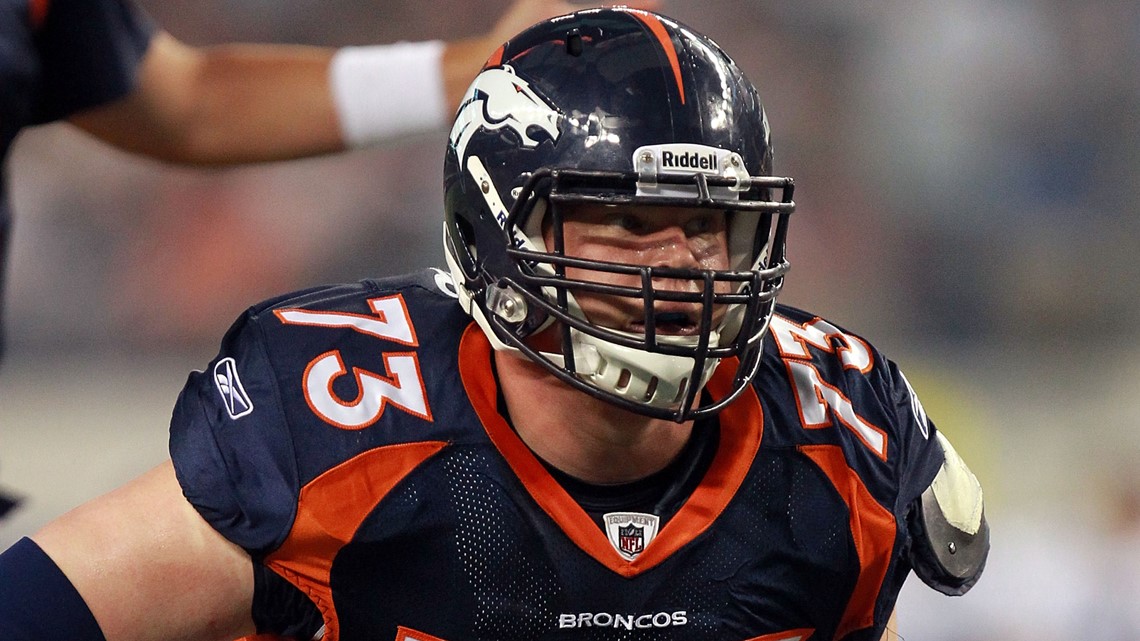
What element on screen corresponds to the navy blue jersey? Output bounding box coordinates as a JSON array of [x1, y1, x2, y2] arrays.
[[171, 269, 957, 641], [0, 0, 154, 350]]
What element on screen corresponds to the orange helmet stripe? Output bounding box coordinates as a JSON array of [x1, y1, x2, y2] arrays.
[[484, 44, 505, 69], [628, 11, 685, 105]]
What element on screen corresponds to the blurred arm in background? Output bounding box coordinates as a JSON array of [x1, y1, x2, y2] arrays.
[[68, 0, 586, 165]]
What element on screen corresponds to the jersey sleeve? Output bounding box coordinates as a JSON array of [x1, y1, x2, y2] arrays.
[[881, 360, 944, 511], [169, 310, 300, 558], [33, 0, 156, 123], [880, 359, 988, 594]]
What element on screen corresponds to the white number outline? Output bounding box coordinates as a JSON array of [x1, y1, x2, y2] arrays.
[[770, 315, 888, 460], [274, 295, 432, 429]]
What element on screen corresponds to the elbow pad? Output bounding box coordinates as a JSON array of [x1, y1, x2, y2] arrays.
[[909, 432, 990, 595]]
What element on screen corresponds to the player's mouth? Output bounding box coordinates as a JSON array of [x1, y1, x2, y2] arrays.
[[630, 311, 700, 336]]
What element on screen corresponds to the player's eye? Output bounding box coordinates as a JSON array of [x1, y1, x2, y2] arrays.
[[685, 217, 709, 235], [606, 212, 647, 233], [684, 213, 722, 236]]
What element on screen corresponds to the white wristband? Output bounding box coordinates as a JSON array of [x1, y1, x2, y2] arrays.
[[330, 40, 447, 148]]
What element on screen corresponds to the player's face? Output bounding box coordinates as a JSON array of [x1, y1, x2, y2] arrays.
[[545, 203, 732, 335]]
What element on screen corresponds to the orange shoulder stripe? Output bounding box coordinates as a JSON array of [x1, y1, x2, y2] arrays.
[[798, 444, 896, 639], [265, 440, 447, 641]]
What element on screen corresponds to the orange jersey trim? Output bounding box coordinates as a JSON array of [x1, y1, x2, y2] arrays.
[[265, 440, 447, 641], [798, 444, 896, 639], [458, 323, 762, 577]]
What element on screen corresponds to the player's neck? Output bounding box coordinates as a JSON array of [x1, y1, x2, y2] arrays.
[[494, 350, 693, 486]]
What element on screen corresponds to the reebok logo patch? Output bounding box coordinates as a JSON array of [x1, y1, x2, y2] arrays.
[[214, 357, 253, 419]]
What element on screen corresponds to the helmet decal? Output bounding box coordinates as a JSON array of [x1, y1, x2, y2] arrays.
[[448, 65, 562, 165]]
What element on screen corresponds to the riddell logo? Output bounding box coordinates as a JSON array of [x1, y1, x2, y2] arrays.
[[661, 150, 718, 171]]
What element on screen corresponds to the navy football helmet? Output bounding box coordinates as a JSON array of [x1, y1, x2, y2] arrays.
[[443, 8, 794, 422]]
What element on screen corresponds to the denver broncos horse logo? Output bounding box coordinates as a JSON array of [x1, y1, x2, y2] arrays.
[[449, 65, 561, 163]]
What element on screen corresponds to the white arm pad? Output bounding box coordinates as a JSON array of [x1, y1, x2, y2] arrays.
[[330, 40, 447, 148], [930, 431, 985, 534]]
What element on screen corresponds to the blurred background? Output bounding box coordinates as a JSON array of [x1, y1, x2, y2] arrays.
[[2, 1, 1140, 639]]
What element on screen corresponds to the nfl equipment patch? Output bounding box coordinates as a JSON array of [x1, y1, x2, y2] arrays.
[[603, 512, 660, 560]]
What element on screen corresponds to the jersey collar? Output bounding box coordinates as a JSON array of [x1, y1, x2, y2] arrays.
[[458, 323, 764, 577]]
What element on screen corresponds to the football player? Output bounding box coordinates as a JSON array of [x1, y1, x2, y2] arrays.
[[0, 8, 988, 641]]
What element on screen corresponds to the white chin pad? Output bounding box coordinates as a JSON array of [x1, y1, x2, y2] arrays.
[[562, 328, 720, 410]]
